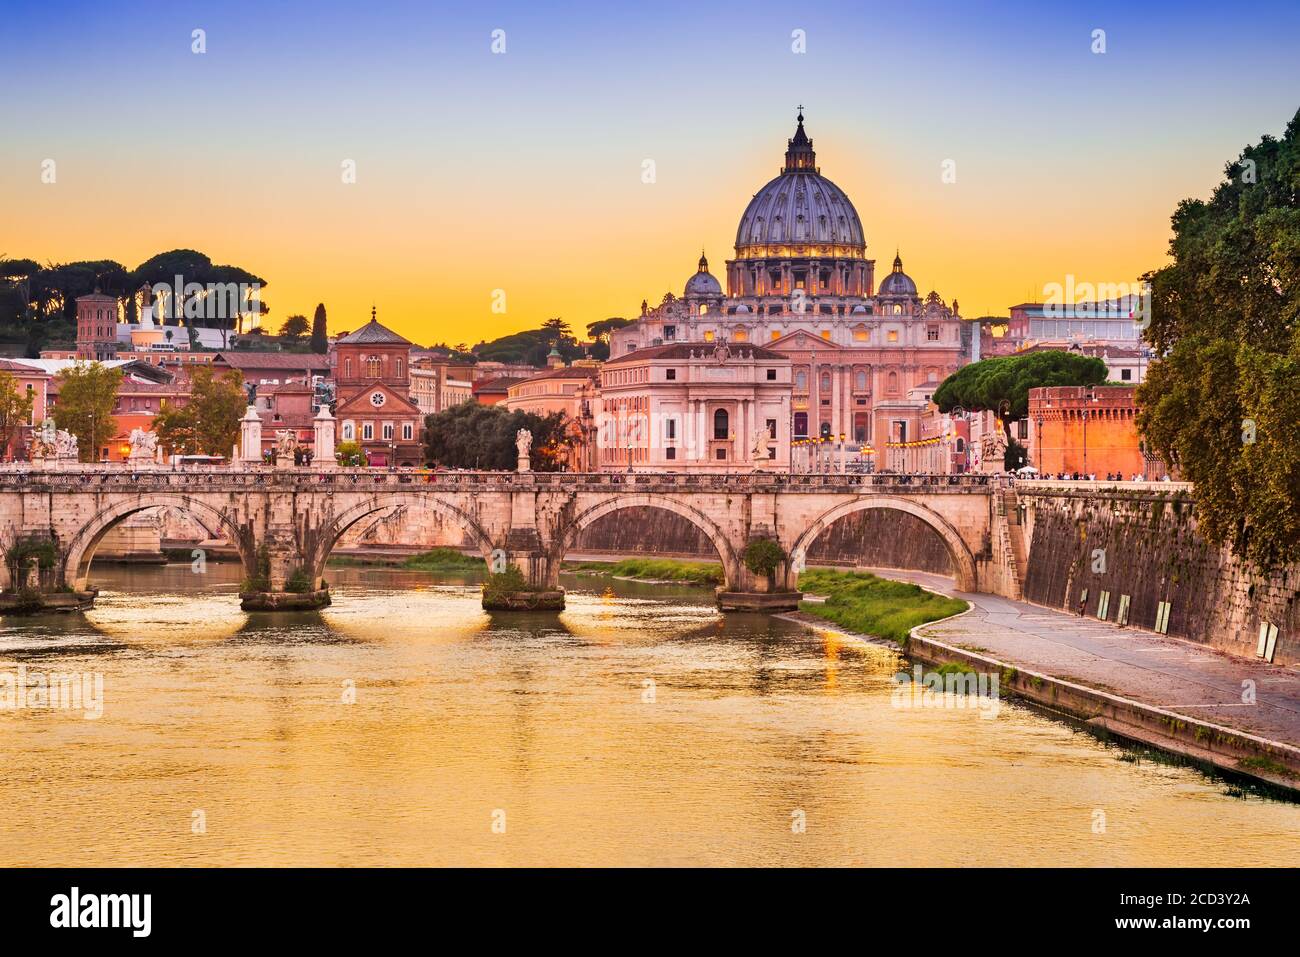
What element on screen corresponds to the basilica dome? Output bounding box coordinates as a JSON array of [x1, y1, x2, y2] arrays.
[[734, 112, 865, 258]]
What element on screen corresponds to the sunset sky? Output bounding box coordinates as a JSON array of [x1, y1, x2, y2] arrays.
[[2, 0, 1298, 345]]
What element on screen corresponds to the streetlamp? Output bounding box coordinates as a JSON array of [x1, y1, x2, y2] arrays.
[[838, 433, 846, 474]]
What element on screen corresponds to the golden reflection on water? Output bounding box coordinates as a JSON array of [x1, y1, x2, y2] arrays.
[[0, 562, 1297, 867]]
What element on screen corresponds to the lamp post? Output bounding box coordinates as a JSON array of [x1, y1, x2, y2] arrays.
[[1036, 415, 1044, 473], [838, 433, 846, 474]]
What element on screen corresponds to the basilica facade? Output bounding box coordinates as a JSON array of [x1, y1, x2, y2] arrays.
[[610, 112, 974, 467]]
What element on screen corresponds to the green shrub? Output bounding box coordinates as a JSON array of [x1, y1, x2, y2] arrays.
[[284, 566, 314, 593], [242, 544, 271, 592], [403, 548, 485, 571], [742, 538, 786, 577], [796, 569, 967, 645], [482, 564, 536, 603]]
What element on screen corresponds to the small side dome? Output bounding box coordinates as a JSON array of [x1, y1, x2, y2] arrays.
[[735, 303, 752, 314], [684, 251, 723, 299], [851, 304, 868, 314], [877, 250, 917, 297]]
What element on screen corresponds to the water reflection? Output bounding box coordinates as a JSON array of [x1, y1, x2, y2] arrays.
[[0, 560, 1296, 867]]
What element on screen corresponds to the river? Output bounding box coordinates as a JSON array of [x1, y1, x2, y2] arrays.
[[1, 561, 1296, 866]]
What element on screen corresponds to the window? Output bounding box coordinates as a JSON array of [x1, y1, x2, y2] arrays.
[[734, 328, 748, 342], [771, 330, 781, 341], [794, 412, 808, 437], [853, 327, 868, 342], [820, 330, 831, 340], [855, 370, 867, 391], [715, 448, 727, 460], [766, 418, 777, 439], [402, 423, 413, 440], [665, 419, 676, 440], [795, 371, 807, 391], [382, 423, 394, 440], [1121, 368, 1132, 381], [344, 358, 352, 378], [666, 368, 676, 380], [888, 330, 899, 343], [821, 372, 831, 391], [366, 356, 381, 377], [766, 369, 776, 380], [666, 447, 676, 460], [664, 325, 676, 340], [927, 326, 939, 341], [362, 423, 374, 440], [713, 408, 729, 439], [887, 371, 899, 393], [703, 331, 715, 342], [396, 358, 404, 377]]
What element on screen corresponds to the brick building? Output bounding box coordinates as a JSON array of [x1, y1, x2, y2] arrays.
[[1028, 385, 1168, 479], [331, 311, 423, 466]]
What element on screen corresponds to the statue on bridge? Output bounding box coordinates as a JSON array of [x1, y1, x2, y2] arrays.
[[751, 426, 771, 462], [53, 429, 79, 461], [516, 428, 532, 472], [128, 428, 158, 463]]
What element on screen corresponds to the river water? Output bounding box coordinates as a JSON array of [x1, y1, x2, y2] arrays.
[[1, 562, 1296, 867]]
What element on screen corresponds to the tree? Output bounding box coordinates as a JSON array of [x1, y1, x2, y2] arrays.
[[0, 369, 36, 459], [53, 362, 123, 461], [280, 314, 309, 341], [310, 303, 328, 353], [932, 350, 1106, 442], [1137, 108, 1300, 568], [422, 402, 573, 471], [335, 440, 365, 467], [586, 317, 631, 342], [152, 366, 246, 456]]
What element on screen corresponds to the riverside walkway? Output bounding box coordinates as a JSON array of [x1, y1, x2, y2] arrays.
[[849, 567, 1300, 788]]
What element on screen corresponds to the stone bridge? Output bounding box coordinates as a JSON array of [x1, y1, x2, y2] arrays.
[[0, 468, 1022, 612]]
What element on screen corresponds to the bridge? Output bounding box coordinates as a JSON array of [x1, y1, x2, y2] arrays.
[[0, 467, 1023, 612]]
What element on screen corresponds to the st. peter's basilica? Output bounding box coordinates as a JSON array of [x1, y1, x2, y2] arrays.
[[610, 111, 974, 449]]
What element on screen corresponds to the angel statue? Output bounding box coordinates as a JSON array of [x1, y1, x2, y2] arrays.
[[515, 429, 532, 458], [128, 427, 158, 460], [751, 426, 771, 460], [53, 429, 79, 460]]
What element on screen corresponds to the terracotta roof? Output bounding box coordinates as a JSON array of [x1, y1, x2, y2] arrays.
[[604, 342, 786, 364], [515, 365, 600, 382], [337, 318, 410, 345], [472, 376, 528, 393], [0, 358, 49, 376], [212, 352, 330, 370]]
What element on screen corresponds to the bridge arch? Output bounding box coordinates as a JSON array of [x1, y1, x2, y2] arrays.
[[311, 493, 496, 583], [790, 496, 978, 592], [553, 493, 742, 588], [63, 495, 254, 592]]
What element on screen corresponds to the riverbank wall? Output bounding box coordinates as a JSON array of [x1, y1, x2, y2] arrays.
[[1018, 484, 1298, 666]]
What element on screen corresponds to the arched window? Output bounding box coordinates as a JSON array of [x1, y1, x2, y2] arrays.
[[733, 327, 748, 342], [821, 371, 831, 392], [713, 408, 729, 440], [955, 438, 965, 452], [887, 371, 899, 393], [341, 421, 355, 440], [855, 370, 868, 391], [795, 370, 807, 391]]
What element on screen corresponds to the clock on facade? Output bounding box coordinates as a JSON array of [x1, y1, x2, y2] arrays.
[[369, 391, 386, 408]]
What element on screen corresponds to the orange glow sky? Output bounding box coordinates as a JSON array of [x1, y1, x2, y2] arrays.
[[4, 2, 1298, 345]]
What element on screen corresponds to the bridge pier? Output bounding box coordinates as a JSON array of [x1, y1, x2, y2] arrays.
[[715, 555, 803, 613], [483, 536, 565, 611], [238, 528, 331, 612]]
